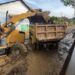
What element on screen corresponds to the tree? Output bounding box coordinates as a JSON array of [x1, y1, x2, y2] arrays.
[[61, 0, 75, 16], [61, 0, 75, 6]]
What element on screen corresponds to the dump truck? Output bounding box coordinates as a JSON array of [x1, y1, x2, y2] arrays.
[[30, 24, 67, 50]]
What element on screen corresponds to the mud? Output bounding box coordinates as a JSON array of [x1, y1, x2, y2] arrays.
[[0, 27, 75, 75], [26, 49, 62, 75], [26, 29, 75, 75]]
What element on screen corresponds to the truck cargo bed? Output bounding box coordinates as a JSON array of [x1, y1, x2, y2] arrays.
[[30, 24, 66, 44]]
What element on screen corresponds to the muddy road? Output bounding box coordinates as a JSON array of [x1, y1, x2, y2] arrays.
[[26, 48, 62, 75], [0, 26, 75, 75], [26, 26, 75, 75]]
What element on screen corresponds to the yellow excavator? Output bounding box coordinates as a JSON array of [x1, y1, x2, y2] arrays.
[[0, 9, 49, 52], [0, 9, 50, 68], [0, 10, 37, 50], [0, 10, 40, 66], [0, 0, 50, 73]]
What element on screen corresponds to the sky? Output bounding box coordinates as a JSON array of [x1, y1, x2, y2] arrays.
[[0, 0, 74, 18]]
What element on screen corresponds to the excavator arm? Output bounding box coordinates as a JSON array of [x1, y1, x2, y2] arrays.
[[0, 10, 37, 38], [2, 11, 36, 27], [0, 10, 37, 47]]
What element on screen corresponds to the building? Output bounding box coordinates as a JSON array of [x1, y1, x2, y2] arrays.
[[0, 0, 34, 40], [0, 0, 33, 15], [0, 0, 33, 24]]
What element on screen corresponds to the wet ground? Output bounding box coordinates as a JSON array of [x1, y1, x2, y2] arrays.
[[0, 44, 65, 75], [26, 48, 63, 75], [0, 26, 75, 75], [26, 26, 75, 75]]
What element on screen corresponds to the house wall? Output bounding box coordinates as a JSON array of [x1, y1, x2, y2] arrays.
[[0, 1, 29, 15], [0, 1, 29, 24]]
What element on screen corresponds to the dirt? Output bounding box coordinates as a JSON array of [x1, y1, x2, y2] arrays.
[[0, 41, 71, 75], [0, 47, 64, 75], [0, 43, 28, 75], [26, 49, 63, 75]]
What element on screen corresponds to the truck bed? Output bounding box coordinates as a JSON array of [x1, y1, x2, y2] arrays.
[[30, 24, 66, 43]]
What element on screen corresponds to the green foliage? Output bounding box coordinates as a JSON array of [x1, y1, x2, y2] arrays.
[[49, 16, 75, 25], [61, 0, 75, 7], [61, 0, 75, 17], [71, 18, 75, 25], [49, 16, 65, 24]]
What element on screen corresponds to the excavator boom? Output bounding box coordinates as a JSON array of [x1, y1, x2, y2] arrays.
[[2, 11, 36, 27]]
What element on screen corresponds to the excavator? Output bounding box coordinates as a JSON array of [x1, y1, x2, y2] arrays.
[[0, 10, 46, 75], [0, 10, 36, 50], [0, 1, 50, 74], [0, 10, 40, 69], [0, 9, 49, 52], [0, 9, 50, 69], [0, 0, 51, 71]]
